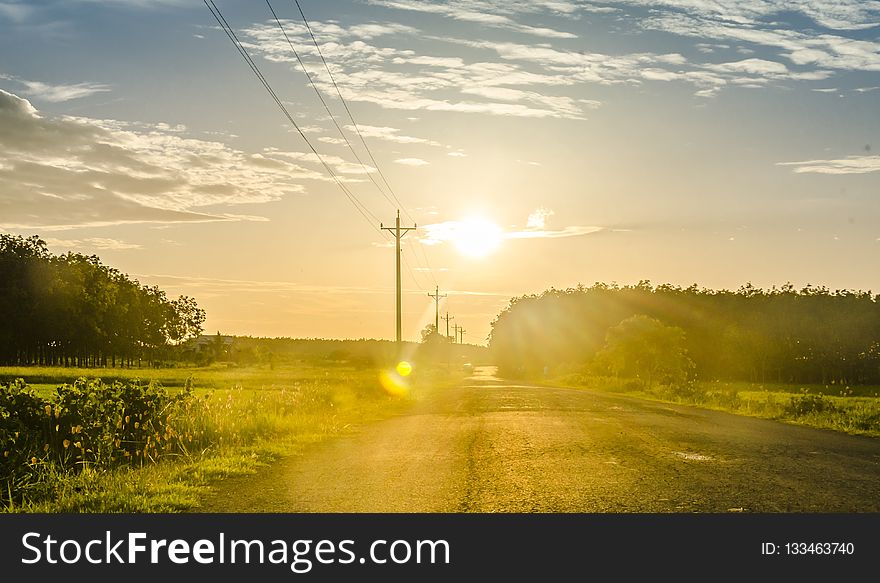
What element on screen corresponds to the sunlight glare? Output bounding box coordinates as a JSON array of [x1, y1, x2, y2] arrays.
[[453, 216, 503, 258]]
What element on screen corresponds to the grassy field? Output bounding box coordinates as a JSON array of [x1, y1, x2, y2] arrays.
[[1, 362, 454, 513], [550, 374, 880, 438]]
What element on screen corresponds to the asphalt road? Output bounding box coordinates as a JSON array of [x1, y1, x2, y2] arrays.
[[199, 366, 880, 512]]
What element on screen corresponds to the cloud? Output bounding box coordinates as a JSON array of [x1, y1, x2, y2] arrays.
[[44, 237, 142, 250], [394, 157, 430, 166], [616, 0, 880, 31], [777, 155, 880, 174], [419, 211, 603, 248], [505, 225, 603, 239], [0, 89, 362, 230], [241, 20, 597, 119], [0, 74, 112, 102], [347, 124, 441, 146], [638, 9, 880, 74], [365, 0, 577, 38], [19, 80, 112, 102], [0, 2, 34, 23], [526, 207, 554, 229]]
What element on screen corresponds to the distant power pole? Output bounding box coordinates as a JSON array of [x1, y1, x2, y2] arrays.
[[381, 210, 416, 347], [441, 313, 454, 340], [452, 323, 459, 344], [458, 327, 466, 345], [427, 285, 447, 333]]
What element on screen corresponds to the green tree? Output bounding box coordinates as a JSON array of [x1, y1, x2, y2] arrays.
[[595, 315, 694, 389]]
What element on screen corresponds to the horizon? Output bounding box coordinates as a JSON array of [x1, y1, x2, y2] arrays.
[[1, 1, 878, 344]]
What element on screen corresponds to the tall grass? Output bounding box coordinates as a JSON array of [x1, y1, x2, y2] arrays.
[[1, 364, 425, 512]]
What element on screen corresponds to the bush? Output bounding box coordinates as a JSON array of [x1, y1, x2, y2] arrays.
[[784, 391, 837, 417], [1, 378, 199, 507]]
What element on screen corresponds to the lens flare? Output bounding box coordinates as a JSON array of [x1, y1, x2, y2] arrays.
[[380, 362, 414, 396]]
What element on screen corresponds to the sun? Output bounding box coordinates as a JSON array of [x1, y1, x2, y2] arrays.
[[452, 216, 503, 258]]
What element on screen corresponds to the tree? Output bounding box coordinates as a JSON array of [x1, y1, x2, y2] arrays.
[[595, 315, 693, 389]]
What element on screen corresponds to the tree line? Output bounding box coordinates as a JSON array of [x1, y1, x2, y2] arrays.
[[0, 234, 205, 367], [488, 281, 880, 385]]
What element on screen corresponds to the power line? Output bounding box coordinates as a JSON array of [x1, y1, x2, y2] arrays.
[[203, 0, 381, 233], [290, 0, 412, 222], [290, 0, 441, 289], [427, 285, 446, 333], [265, 0, 401, 214]]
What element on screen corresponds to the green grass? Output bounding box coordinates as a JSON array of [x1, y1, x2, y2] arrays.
[[2, 362, 455, 513]]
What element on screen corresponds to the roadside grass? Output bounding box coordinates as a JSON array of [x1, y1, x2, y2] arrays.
[[2, 362, 453, 513], [549, 373, 880, 438]]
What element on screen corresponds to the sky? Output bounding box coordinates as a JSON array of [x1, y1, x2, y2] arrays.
[[1, 0, 878, 345]]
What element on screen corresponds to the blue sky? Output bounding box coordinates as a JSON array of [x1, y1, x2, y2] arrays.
[[1, 0, 878, 342]]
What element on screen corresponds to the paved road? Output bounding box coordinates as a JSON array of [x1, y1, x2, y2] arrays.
[[199, 367, 880, 512]]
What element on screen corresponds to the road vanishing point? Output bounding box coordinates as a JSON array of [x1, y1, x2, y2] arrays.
[[199, 366, 880, 512]]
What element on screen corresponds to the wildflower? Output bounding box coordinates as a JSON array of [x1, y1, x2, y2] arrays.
[[63, 439, 71, 449], [30, 456, 37, 464], [134, 422, 140, 429]]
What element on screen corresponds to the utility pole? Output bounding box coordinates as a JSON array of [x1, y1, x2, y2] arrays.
[[452, 323, 459, 344], [458, 327, 466, 345], [441, 313, 454, 340], [427, 285, 447, 334], [381, 210, 416, 347]]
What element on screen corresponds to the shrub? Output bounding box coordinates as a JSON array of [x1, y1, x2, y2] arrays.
[[784, 391, 837, 417]]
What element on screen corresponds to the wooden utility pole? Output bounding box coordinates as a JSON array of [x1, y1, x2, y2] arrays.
[[458, 327, 466, 345], [452, 323, 459, 344], [381, 210, 416, 347], [427, 286, 447, 334], [441, 312, 454, 340]]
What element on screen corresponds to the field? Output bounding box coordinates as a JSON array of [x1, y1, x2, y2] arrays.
[[0, 362, 454, 513]]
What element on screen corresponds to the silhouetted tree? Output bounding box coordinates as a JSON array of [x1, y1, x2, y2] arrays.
[[0, 233, 206, 366], [489, 281, 880, 384]]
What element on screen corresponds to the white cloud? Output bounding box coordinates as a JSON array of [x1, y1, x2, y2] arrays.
[[44, 237, 142, 250], [0, 89, 362, 229], [777, 155, 880, 174], [616, 1, 880, 31], [347, 124, 441, 146], [526, 207, 554, 229], [365, 0, 577, 38], [640, 10, 880, 73], [0, 2, 34, 23], [241, 20, 597, 120], [317, 136, 348, 145], [394, 157, 430, 166], [419, 212, 603, 247], [0, 74, 111, 102]]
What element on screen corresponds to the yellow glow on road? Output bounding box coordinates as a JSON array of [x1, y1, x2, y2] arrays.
[[452, 216, 503, 258]]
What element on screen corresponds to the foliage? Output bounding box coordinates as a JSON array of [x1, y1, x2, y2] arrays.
[[594, 315, 694, 390], [489, 281, 880, 385], [0, 233, 205, 367], [783, 390, 837, 417]]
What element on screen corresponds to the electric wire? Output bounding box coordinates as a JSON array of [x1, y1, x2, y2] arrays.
[[204, 0, 382, 233], [289, 0, 440, 289]]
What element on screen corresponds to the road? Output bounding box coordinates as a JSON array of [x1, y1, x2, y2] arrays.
[[198, 366, 880, 512]]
